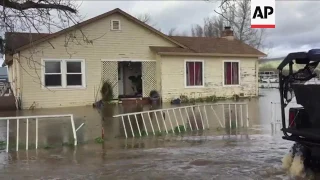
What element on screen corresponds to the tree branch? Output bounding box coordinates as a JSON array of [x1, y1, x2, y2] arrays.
[[0, 0, 77, 13]]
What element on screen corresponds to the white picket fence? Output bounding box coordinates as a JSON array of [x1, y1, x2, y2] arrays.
[[113, 103, 250, 138], [0, 114, 85, 152]]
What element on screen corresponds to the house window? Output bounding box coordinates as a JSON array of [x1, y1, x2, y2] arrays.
[[224, 61, 240, 85], [43, 59, 85, 88], [66, 61, 82, 86], [44, 61, 62, 87], [185, 61, 204, 87], [111, 20, 121, 30]]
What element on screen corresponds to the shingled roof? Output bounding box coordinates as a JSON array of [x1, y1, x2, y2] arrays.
[[150, 36, 266, 56], [3, 8, 265, 67], [5, 32, 50, 54]]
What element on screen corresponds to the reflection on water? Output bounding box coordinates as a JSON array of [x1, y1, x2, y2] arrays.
[[0, 89, 306, 179], [0, 133, 293, 180]]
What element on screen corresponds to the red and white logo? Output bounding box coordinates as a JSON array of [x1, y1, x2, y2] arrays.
[[251, 0, 275, 28]]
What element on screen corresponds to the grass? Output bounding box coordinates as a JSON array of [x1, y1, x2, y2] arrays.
[[176, 94, 249, 104], [95, 137, 104, 144]]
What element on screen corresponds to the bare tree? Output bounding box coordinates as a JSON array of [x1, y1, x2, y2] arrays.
[[136, 13, 151, 24], [213, 0, 267, 50], [190, 18, 221, 38], [136, 13, 158, 28], [203, 17, 215, 37], [191, 24, 203, 37], [1, 0, 81, 33], [211, 16, 224, 37], [0, 1, 107, 92], [190, 16, 224, 38], [180, 30, 188, 36], [167, 27, 188, 36], [168, 27, 176, 36]]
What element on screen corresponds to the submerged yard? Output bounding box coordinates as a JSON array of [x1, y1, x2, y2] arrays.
[[0, 89, 310, 179]]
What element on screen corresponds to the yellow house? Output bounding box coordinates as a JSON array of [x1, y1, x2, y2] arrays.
[[2, 8, 266, 109]]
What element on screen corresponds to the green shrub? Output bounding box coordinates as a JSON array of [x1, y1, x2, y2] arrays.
[[95, 137, 104, 144], [174, 125, 187, 133], [100, 80, 114, 102], [180, 95, 189, 103]]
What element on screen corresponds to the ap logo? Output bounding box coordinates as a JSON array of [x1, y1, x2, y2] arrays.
[[251, 0, 275, 28]]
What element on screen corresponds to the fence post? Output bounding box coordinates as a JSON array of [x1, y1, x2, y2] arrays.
[[172, 109, 180, 133], [191, 107, 199, 130], [166, 110, 175, 133], [161, 112, 168, 134], [235, 105, 238, 128], [198, 106, 205, 130], [70, 115, 77, 146], [153, 112, 161, 133], [16, 119, 19, 152], [127, 115, 135, 137], [141, 114, 148, 136], [246, 104, 249, 127], [185, 108, 193, 131], [6, 119, 9, 152], [147, 112, 155, 135], [121, 116, 128, 138], [222, 105, 225, 127], [36, 118, 38, 149], [178, 108, 187, 131], [203, 105, 209, 129], [134, 114, 142, 137], [240, 105, 243, 127], [26, 118, 29, 150]]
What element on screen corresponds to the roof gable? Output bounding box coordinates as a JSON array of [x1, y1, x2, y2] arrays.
[[11, 8, 187, 52]]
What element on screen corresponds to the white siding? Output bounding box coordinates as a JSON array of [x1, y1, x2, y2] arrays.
[[17, 12, 177, 109], [160, 55, 259, 102]]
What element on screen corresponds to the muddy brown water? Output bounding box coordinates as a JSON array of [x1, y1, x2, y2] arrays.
[[0, 89, 306, 179]]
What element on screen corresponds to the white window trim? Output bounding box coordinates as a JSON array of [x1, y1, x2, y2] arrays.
[[111, 19, 121, 31], [41, 59, 86, 90], [222, 60, 241, 87], [184, 60, 205, 88]]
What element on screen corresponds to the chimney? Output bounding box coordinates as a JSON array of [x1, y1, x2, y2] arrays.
[[221, 26, 234, 40]]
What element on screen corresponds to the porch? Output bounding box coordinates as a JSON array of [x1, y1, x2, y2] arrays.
[[101, 60, 157, 103]]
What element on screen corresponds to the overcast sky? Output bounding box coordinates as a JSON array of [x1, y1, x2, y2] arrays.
[[78, 1, 320, 58], [1, 1, 320, 65]]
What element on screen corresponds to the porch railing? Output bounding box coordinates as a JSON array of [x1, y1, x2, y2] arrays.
[[0, 114, 84, 152], [113, 103, 249, 138]]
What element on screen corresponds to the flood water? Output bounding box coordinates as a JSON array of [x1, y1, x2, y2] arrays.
[[0, 89, 307, 179]]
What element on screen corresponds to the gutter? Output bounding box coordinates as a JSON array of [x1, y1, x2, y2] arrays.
[[157, 52, 267, 58]]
